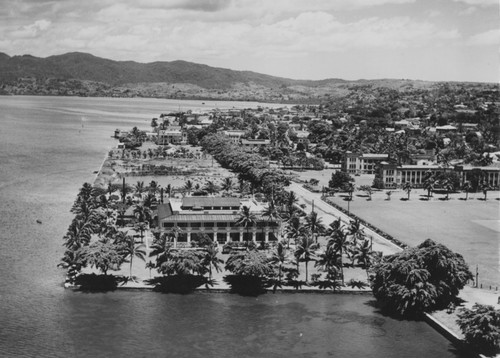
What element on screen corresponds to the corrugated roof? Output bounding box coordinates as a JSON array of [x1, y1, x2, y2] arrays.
[[157, 203, 173, 219], [182, 197, 241, 208], [162, 214, 238, 222]]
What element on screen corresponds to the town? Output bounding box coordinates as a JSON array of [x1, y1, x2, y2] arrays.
[[60, 82, 500, 356]]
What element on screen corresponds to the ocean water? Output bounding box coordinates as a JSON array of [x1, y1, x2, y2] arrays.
[[0, 96, 469, 357]]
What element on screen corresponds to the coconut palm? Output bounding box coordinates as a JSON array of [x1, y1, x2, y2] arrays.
[[326, 218, 350, 284], [202, 244, 224, 280], [304, 211, 324, 244], [462, 181, 472, 200], [148, 180, 160, 195], [351, 239, 373, 279], [134, 221, 149, 243], [184, 180, 193, 196], [221, 177, 234, 193], [262, 200, 281, 240], [134, 181, 146, 198], [133, 204, 152, 226], [122, 235, 146, 280], [294, 236, 318, 282], [479, 180, 491, 200], [269, 241, 288, 288], [203, 180, 220, 195], [235, 205, 257, 242], [402, 182, 412, 200], [284, 213, 306, 248], [286, 191, 299, 214], [315, 244, 342, 282], [423, 174, 435, 200]]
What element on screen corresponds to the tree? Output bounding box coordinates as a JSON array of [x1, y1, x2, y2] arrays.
[[371, 239, 473, 317], [225, 249, 273, 277], [326, 218, 350, 284], [235, 206, 257, 242], [184, 180, 193, 196], [423, 174, 435, 200], [359, 185, 373, 200], [221, 177, 234, 193], [304, 211, 324, 244], [81, 240, 123, 275], [262, 200, 281, 240], [134, 181, 146, 198], [269, 241, 288, 289], [344, 182, 355, 200], [480, 180, 491, 200], [402, 182, 412, 200], [457, 304, 500, 355], [315, 244, 342, 283], [329, 171, 354, 191], [462, 181, 472, 200], [121, 235, 146, 280], [294, 236, 318, 282], [202, 244, 224, 280], [203, 180, 220, 195]]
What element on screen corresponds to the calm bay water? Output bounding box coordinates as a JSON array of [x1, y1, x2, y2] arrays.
[[0, 96, 468, 357]]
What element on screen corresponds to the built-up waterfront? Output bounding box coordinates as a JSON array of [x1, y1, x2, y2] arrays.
[[0, 96, 496, 357]]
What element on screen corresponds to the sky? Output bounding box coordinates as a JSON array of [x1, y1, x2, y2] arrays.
[[0, 0, 498, 82]]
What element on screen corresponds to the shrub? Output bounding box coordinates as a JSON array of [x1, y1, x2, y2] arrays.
[[457, 304, 500, 355]]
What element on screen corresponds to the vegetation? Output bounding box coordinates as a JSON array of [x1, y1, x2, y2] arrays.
[[371, 239, 473, 317], [456, 304, 500, 355]]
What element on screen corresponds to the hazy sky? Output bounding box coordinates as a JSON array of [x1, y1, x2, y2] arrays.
[[1, 0, 498, 82]]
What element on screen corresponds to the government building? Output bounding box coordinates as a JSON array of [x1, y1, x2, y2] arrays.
[[157, 197, 279, 247]]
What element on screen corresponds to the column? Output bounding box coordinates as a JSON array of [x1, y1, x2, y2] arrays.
[[252, 230, 257, 242], [264, 230, 269, 242], [239, 229, 244, 242], [187, 231, 191, 243], [226, 231, 231, 243]]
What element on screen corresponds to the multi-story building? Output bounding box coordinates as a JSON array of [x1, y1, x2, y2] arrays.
[[378, 162, 500, 189], [157, 197, 279, 247], [157, 127, 187, 145], [343, 152, 389, 174]]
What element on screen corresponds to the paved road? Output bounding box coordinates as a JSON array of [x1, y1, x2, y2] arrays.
[[287, 182, 403, 255]]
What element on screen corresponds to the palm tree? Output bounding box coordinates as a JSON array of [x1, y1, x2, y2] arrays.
[[235, 206, 257, 243], [294, 236, 318, 282], [286, 191, 299, 214], [133, 204, 152, 226], [350, 239, 373, 279], [221, 177, 234, 193], [326, 218, 350, 285], [134, 181, 146, 198], [315, 244, 342, 282], [122, 235, 146, 280], [269, 241, 288, 288], [202, 244, 224, 280], [462, 181, 472, 200], [203, 180, 220, 195], [148, 180, 160, 195], [423, 174, 435, 200], [262, 200, 281, 240], [134, 221, 148, 243], [184, 180, 193, 196], [402, 182, 412, 200], [304, 211, 324, 244], [284, 213, 305, 248], [479, 180, 491, 200]]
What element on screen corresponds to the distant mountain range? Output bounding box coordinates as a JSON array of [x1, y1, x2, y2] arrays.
[[0, 52, 442, 102]]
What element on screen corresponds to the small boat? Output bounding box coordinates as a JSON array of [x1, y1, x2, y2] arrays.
[[36, 219, 42, 224]]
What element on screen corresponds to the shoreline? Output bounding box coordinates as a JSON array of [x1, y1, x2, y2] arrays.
[[76, 145, 498, 356]]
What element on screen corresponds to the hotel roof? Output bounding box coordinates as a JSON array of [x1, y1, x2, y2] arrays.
[[182, 197, 240, 208]]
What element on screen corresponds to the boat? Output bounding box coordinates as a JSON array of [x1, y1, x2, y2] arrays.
[[36, 219, 42, 224]]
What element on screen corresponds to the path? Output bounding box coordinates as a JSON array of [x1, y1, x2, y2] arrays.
[[288, 182, 402, 255]]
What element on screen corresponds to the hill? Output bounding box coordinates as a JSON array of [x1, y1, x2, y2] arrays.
[[0, 52, 443, 102]]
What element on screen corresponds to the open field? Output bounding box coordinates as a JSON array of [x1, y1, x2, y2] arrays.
[[293, 171, 500, 289], [95, 144, 235, 192]]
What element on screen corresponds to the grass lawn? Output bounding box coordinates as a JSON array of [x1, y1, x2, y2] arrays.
[[325, 186, 500, 289]]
